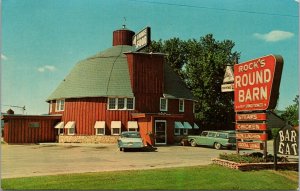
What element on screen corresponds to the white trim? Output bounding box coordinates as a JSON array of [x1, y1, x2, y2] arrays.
[[179, 99, 184, 112], [107, 97, 135, 110], [55, 99, 65, 112], [174, 128, 181, 136], [65, 121, 75, 135], [183, 129, 188, 135], [160, 98, 168, 111], [96, 128, 105, 135], [49, 101, 53, 113], [111, 121, 121, 135]]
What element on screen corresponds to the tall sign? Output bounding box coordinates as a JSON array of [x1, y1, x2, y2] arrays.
[[234, 55, 283, 111], [234, 55, 284, 158], [132, 27, 151, 51]]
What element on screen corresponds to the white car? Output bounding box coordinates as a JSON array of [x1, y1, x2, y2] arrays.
[[117, 131, 146, 152]]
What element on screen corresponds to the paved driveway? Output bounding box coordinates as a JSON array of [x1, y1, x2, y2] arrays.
[[1, 143, 239, 178]]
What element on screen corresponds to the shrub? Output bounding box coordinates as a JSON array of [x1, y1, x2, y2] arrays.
[[219, 152, 288, 163]]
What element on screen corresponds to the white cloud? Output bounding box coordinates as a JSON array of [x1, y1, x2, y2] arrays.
[[253, 30, 294, 42], [1, 54, 8, 61], [37, 65, 57, 72]]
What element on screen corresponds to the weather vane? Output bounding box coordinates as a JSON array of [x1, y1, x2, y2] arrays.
[[123, 17, 126, 28]]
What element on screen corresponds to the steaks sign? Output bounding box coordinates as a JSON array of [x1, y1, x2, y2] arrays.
[[234, 55, 283, 112]]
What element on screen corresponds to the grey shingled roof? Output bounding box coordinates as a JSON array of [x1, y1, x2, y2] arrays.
[[47, 45, 135, 101], [163, 63, 195, 100], [47, 45, 195, 101]]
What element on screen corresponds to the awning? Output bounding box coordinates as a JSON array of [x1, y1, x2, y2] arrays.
[[175, 121, 184, 129], [54, 121, 64, 129], [111, 121, 121, 128], [94, 121, 105, 129], [128, 121, 138, 129], [64, 121, 75, 129], [183, 122, 193, 129], [194, 123, 200, 129]]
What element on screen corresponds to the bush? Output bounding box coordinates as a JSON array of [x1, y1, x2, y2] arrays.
[[219, 152, 288, 163], [271, 128, 281, 139]]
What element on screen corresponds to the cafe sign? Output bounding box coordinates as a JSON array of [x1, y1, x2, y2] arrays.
[[234, 55, 283, 112]]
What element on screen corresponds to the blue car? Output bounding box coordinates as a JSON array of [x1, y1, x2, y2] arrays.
[[117, 131, 146, 151]]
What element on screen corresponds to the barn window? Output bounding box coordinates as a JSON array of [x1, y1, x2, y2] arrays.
[[118, 98, 125, 109], [126, 98, 134, 110], [56, 99, 65, 111], [179, 99, 184, 112], [111, 121, 121, 135], [127, 121, 138, 131], [160, 98, 168, 111], [108, 98, 117, 109], [65, 121, 75, 135], [29, 122, 40, 128], [108, 97, 135, 110], [183, 129, 188, 135], [94, 121, 105, 135], [55, 121, 64, 135], [49, 101, 53, 113], [174, 121, 184, 135]]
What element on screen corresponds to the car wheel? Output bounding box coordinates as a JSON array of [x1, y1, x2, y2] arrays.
[[190, 139, 197, 147], [214, 142, 222, 150], [119, 147, 124, 151]]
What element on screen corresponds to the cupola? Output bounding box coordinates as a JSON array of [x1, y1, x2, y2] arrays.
[[112, 25, 135, 46]]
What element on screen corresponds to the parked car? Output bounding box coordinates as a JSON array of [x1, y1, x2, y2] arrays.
[[187, 130, 236, 150], [117, 131, 146, 151]]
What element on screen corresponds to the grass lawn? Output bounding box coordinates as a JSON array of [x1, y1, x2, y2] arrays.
[[1, 165, 298, 190]]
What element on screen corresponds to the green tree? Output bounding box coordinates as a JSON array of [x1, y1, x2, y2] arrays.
[[281, 95, 299, 126], [147, 34, 240, 124]]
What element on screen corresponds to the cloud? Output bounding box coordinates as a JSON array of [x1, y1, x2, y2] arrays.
[[37, 65, 57, 72], [253, 30, 294, 42], [1, 54, 8, 61]]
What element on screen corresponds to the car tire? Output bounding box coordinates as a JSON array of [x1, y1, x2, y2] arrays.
[[120, 147, 124, 151], [214, 142, 222, 150], [190, 139, 197, 147]]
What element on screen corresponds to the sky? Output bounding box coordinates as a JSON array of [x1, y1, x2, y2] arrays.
[[1, 0, 299, 115]]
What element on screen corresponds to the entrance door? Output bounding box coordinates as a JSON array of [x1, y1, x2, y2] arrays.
[[155, 120, 167, 144]]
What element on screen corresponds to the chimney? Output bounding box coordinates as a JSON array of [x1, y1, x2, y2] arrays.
[[112, 26, 135, 46]]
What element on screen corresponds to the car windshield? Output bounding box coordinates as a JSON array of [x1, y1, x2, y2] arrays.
[[121, 132, 141, 138]]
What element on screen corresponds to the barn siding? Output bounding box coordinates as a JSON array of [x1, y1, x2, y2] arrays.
[[2, 115, 61, 144]]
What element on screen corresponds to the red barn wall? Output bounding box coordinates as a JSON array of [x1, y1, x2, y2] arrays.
[[3, 115, 61, 144], [60, 97, 136, 135], [127, 53, 164, 113]]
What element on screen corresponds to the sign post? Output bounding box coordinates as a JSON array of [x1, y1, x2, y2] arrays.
[[233, 55, 283, 158]]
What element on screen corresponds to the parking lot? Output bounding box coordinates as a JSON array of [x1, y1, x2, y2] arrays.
[[1, 141, 274, 178]]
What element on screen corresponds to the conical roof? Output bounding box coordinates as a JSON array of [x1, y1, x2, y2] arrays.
[[47, 45, 135, 101]]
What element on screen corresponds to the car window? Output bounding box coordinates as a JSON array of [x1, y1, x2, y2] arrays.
[[122, 132, 141, 138], [216, 133, 228, 139], [208, 132, 216, 137], [201, 131, 208, 136]]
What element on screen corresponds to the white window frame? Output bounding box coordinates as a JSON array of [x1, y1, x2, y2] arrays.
[[65, 121, 75, 135], [94, 121, 105, 135], [179, 99, 185, 112], [183, 129, 188, 135], [56, 99, 65, 112], [49, 101, 53, 113], [127, 121, 138, 132], [107, 97, 135, 110], [58, 128, 64, 135], [111, 121, 121, 135], [160, 98, 168, 111], [174, 128, 181, 136]]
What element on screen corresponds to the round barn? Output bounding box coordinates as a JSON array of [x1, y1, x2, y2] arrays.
[[47, 27, 198, 145]]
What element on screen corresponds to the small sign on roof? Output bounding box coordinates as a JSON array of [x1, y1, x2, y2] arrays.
[[223, 66, 234, 83], [132, 27, 151, 51]]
